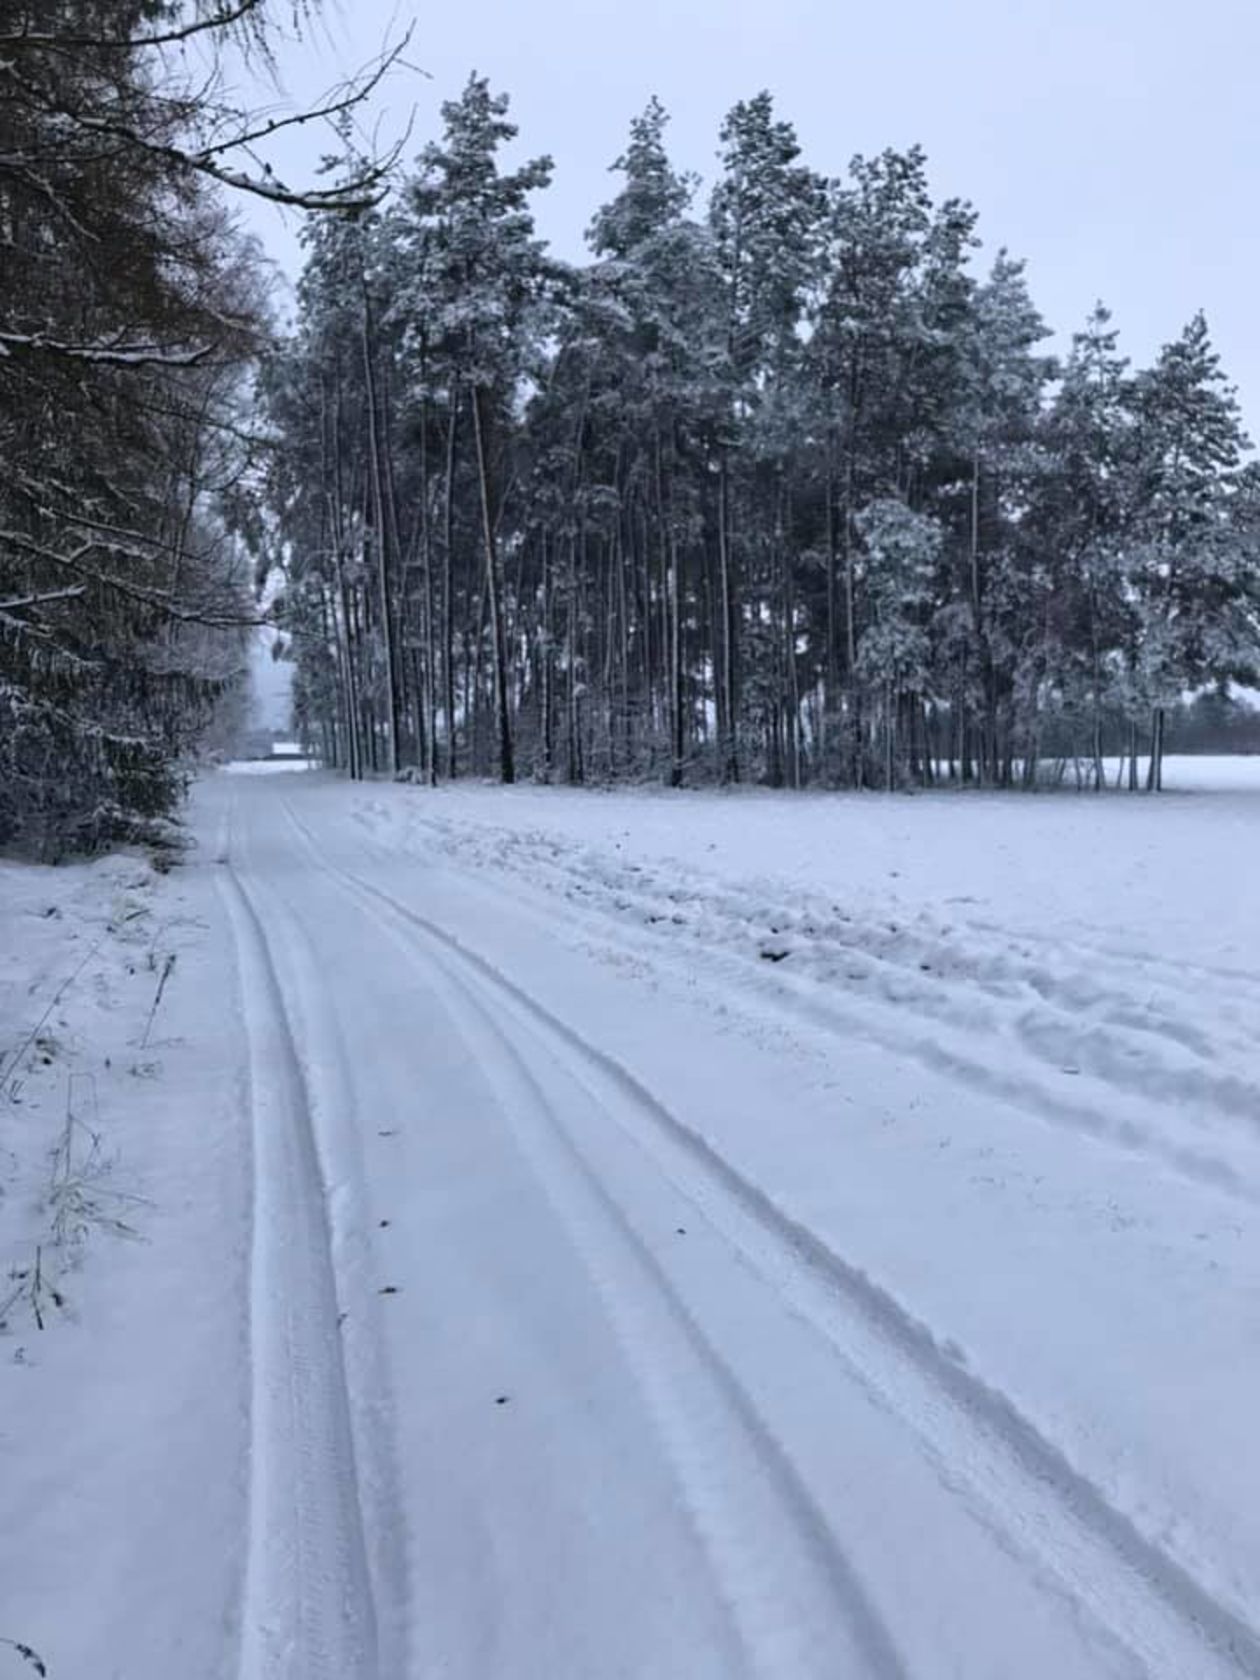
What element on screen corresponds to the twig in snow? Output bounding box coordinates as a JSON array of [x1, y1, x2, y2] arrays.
[[0, 936, 105, 1101], [140, 953, 176, 1048], [0, 1245, 63, 1333], [0, 1635, 48, 1675]]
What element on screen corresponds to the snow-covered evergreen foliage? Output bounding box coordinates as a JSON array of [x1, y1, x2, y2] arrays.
[[261, 84, 1260, 791], [0, 1, 393, 855]]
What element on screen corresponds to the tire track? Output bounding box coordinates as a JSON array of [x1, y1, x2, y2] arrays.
[[284, 803, 907, 1678], [378, 811, 1260, 1205], [219, 810, 379, 1680], [283, 796, 1260, 1680]]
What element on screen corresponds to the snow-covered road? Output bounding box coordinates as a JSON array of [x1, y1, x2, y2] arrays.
[[211, 771, 1259, 1679], [4, 767, 1258, 1679]]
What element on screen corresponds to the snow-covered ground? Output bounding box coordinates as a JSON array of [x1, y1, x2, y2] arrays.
[[2, 759, 1258, 1677], [0, 851, 249, 1680]]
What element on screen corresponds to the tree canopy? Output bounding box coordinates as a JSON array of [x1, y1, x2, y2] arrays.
[[262, 81, 1259, 795]]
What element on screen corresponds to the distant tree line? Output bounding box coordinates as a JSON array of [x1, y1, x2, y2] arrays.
[[0, 1, 393, 856], [1125, 690, 1260, 758], [263, 80, 1260, 795]]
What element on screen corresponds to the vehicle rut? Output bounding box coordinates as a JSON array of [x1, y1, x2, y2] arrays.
[[219, 810, 379, 1680], [282, 795, 1260, 1680]]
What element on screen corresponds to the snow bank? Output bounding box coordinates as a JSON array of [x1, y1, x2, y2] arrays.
[[0, 850, 250, 1679]]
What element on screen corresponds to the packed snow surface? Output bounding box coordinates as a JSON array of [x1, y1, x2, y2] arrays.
[[2, 758, 1258, 1678]]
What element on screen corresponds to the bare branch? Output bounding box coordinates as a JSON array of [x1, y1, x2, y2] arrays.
[[0, 2, 266, 52], [0, 54, 396, 213], [197, 36, 410, 161], [0, 529, 266, 629]]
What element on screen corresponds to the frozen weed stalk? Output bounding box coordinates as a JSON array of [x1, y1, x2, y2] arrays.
[[140, 951, 177, 1050], [0, 1246, 64, 1335], [48, 1075, 144, 1250]]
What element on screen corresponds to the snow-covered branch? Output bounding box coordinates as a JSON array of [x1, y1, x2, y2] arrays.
[[0, 332, 214, 367], [0, 585, 87, 612]]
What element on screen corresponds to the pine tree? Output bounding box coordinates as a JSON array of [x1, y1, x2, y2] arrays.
[[0, 1, 396, 853], [808, 146, 937, 783], [1127, 313, 1253, 786], [1, 3, 258, 852], [588, 99, 724, 785], [710, 93, 825, 784], [945, 253, 1054, 783], [855, 498, 941, 787], [265, 84, 1260, 800], [401, 77, 555, 784]]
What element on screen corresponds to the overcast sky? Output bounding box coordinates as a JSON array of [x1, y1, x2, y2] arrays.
[[232, 0, 1260, 433]]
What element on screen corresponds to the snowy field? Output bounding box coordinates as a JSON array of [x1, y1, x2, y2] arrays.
[[2, 758, 1258, 1678], [347, 751, 1260, 974]]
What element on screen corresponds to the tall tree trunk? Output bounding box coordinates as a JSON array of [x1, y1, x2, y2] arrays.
[[442, 387, 459, 779], [638, 500, 655, 749], [780, 487, 801, 789], [1146, 706, 1165, 791], [335, 563, 360, 780], [360, 287, 399, 775], [843, 445, 862, 788], [616, 509, 631, 771], [540, 532, 554, 782], [470, 385, 514, 784], [418, 393, 439, 786], [970, 449, 991, 783], [566, 533, 581, 783], [717, 453, 739, 783], [884, 684, 895, 792], [652, 431, 683, 787], [825, 454, 840, 781], [668, 532, 684, 788]]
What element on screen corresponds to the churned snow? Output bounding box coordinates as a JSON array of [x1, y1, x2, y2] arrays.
[[2, 758, 1258, 1678]]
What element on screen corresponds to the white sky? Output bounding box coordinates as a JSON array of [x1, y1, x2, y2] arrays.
[[230, 0, 1260, 435]]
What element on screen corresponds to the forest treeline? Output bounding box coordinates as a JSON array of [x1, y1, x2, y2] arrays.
[[0, 1, 388, 856], [5, 21, 1260, 857], [265, 79, 1260, 794]]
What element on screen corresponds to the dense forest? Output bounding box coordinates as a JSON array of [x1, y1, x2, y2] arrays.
[[4, 12, 1260, 859], [264, 79, 1260, 795], [0, 0, 386, 856]]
